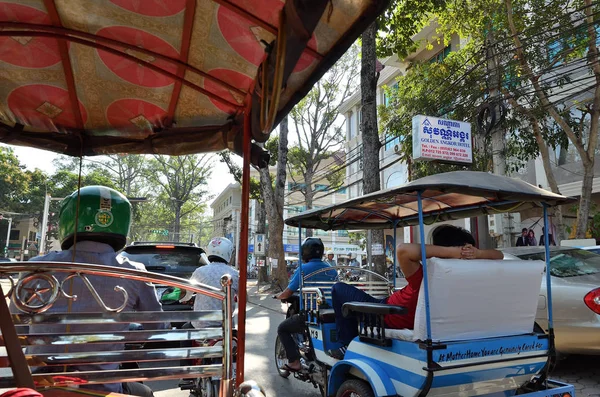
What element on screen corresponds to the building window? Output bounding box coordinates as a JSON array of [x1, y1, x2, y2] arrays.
[[288, 182, 306, 191], [429, 45, 451, 64], [385, 134, 402, 151], [29, 231, 36, 241], [358, 146, 363, 171], [358, 181, 363, 196], [9, 230, 19, 241], [383, 83, 399, 107], [348, 112, 355, 140], [315, 184, 328, 192], [336, 187, 347, 194], [337, 230, 349, 237], [358, 108, 362, 132]]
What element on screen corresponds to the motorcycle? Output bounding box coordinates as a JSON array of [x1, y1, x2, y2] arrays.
[[274, 295, 326, 397], [179, 329, 238, 397]]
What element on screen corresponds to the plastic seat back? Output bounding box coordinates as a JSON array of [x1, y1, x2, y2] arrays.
[[412, 258, 544, 341]]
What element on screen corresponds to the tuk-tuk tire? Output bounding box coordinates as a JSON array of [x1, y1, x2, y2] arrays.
[[274, 335, 290, 378], [335, 379, 374, 397]]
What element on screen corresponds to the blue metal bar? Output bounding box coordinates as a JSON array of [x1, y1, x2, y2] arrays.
[[393, 220, 398, 289], [417, 192, 432, 340], [543, 205, 554, 330], [298, 223, 303, 312]]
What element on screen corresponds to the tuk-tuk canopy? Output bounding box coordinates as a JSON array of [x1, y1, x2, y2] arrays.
[[285, 171, 576, 230], [0, 0, 387, 167]]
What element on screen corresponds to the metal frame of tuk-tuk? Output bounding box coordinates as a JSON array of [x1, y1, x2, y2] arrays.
[[286, 171, 576, 397]]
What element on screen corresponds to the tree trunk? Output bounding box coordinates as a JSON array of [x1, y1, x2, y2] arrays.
[[259, 117, 289, 288], [576, 158, 595, 238], [173, 204, 181, 242], [531, 120, 566, 243], [304, 172, 314, 237], [256, 199, 268, 283], [360, 22, 385, 276]]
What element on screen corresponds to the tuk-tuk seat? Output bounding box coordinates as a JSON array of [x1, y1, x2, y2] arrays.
[[0, 262, 236, 395], [345, 258, 545, 343]]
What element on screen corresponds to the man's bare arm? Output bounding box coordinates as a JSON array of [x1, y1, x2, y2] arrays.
[[461, 244, 503, 260], [396, 243, 462, 278]]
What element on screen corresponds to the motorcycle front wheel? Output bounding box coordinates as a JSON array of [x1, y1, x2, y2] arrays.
[[274, 335, 290, 378]]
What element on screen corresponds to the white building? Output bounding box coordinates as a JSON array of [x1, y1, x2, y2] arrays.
[[210, 183, 242, 262], [338, 28, 491, 251]]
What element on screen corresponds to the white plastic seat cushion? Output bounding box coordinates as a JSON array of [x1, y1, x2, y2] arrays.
[[384, 258, 544, 342]]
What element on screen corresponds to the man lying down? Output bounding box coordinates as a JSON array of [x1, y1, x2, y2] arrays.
[[327, 224, 503, 359]]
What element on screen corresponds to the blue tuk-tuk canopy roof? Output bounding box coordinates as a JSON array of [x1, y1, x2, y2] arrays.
[[285, 171, 576, 230], [0, 0, 388, 167]]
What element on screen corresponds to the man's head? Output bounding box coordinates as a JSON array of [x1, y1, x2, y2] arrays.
[[206, 237, 234, 264], [431, 224, 475, 247], [59, 186, 131, 251], [301, 237, 324, 262], [521, 228, 528, 236], [326, 250, 334, 260]]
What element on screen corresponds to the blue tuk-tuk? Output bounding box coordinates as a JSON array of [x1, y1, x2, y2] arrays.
[[278, 171, 576, 397]]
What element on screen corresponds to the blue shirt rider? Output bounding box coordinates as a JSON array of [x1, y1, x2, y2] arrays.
[[274, 237, 337, 372]]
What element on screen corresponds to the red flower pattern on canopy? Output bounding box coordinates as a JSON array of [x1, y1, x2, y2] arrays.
[[96, 26, 179, 88], [0, 3, 61, 68], [106, 99, 167, 131], [8, 84, 87, 130]]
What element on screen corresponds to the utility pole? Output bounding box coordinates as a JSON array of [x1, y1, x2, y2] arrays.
[[4, 217, 12, 257], [39, 193, 51, 255], [486, 27, 513, 248]]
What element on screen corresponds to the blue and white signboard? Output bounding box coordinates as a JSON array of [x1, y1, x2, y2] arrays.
[[412, 115, 472, 164]]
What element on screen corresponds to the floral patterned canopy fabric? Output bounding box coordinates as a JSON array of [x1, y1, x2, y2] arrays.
[[0, 0, 388, 166]]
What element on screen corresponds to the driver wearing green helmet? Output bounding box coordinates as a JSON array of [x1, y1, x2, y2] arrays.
[[11, 186, 164, 397]]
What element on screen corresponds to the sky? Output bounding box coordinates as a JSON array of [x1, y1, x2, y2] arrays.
[[3, 143, 237, 207]]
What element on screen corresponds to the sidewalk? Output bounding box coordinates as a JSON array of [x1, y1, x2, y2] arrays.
[[246, 280, 286, 314]]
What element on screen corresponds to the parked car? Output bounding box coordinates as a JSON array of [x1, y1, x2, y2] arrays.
[[502, 246, 600, 355], [119, 242, 208, 318], [578, 245, 600, 255]]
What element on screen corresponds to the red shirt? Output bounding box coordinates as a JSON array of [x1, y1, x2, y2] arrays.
[[384, 266, 423, 329]]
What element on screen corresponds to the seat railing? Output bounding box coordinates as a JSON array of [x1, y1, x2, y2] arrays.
[[0, 261, 235, 396], [300, 266, 392, 321]]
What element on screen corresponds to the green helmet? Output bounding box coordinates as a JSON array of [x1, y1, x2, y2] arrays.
[[59, 186, 131, 251]]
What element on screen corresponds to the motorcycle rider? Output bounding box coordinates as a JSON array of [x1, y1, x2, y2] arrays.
[[325, 250, 336, 266], [274, 237, 337, 372], [190, 237, 240, 329], [11, 186, 164, 397]]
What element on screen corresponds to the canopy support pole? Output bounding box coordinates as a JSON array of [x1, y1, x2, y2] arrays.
[[393, 220, 399, 289], [417, 191, 432, 340], [540, 204, 556, 388], [236, 112, 252, 387], [298, 223, 303, 311]]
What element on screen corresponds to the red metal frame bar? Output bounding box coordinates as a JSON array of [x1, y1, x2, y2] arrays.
[[0, 31, 243, 111], [1, 22, 246, 98], [42, 0, 84, 130], [236, 108, 252, 387], [166, 0, 197, 127], [212, 0, 323, 60]]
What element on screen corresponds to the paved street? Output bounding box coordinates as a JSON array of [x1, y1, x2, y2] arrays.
[[1, 278, 599, 396]]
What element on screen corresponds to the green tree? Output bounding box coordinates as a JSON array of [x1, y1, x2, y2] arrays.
[[0, 147, 30, 213], [144, 155, 213, 242], [288, 45, 359, 237]]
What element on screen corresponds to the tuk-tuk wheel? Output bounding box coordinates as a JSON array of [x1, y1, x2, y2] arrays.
[[274, 335, 290, 378], [336, 379, 374, 397]]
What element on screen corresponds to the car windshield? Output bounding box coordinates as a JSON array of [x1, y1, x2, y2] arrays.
[[120, 247, 204, 279], [517, 249, 600, 278]]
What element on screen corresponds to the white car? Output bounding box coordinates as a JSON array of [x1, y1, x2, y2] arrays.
[[502, 246, 600, 355]]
